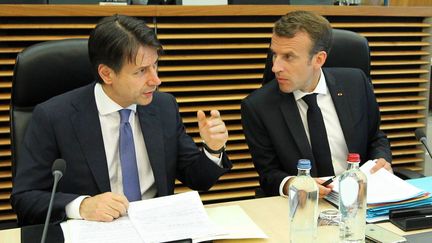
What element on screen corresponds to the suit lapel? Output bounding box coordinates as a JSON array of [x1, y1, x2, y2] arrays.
[[70, 84, 111, 193], [279, 93, 317, 175], [137, 103, 168, 196], [325, 70, 354, 151]]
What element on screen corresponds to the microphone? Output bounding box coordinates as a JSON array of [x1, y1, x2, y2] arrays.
[[41, 159, 66, 243], [415, 128, 432, 159]]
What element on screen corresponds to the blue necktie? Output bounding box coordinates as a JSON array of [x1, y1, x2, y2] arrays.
[[302, 93, 335, 176], [119, 109, 141, 202]]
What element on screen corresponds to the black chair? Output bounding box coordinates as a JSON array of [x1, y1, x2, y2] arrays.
[[263, 29, 371, 84], [10, 39, 94, 179]]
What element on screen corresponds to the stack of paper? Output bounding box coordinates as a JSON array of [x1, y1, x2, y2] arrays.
[[61, 191, 267, 243], [325, 160, 432, 223]]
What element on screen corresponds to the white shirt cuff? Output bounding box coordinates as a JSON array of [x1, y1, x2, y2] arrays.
[[65, 195, 90, 219], [279, 176, 294, 198], [204, 149, 223, 167]]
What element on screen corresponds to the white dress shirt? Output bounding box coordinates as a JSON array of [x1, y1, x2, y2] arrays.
[[66, 83, 222, 219], [279, 69, 349, 196]]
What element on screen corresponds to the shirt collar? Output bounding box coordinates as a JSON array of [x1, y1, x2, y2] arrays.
[[94, 83, 137, 115], [293, 69, 328, 101]]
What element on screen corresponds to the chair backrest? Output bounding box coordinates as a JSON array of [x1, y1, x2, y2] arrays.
[[262, 29, 370, 84], [10, 39, 94, 176]]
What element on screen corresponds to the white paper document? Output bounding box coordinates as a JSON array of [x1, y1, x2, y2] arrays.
[[329, 160, 424, 204], [63, 217, 141, 243], [62, 191, 232, 243], [128, 191, 226, 243], [202, 205, 268, 241]]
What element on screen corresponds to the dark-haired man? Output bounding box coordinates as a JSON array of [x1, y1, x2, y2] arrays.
[[241, 11, 392, 198], [12, 15, 231, 226]]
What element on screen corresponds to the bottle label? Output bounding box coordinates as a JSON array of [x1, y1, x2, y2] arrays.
[[340, 177, 358, 206]]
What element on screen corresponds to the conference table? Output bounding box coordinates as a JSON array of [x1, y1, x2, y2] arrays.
[[1, 196, 431, 243]]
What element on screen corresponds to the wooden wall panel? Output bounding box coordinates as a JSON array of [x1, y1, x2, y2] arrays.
[[390, 0, 432, 6], [0, 5, 430, 225]]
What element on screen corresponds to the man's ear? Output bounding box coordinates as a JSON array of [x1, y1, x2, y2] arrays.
[[98, 64, 114, 84], [314, 51, 328, 68]]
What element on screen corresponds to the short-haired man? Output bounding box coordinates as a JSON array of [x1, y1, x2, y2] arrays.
[[12, 15, 231, 225], [241, 10, 392, 198]]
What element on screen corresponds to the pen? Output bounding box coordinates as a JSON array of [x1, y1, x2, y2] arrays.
[[321, 176, 336, 187]]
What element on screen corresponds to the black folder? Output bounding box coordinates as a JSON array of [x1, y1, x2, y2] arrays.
[[389, 205, 432, 231]]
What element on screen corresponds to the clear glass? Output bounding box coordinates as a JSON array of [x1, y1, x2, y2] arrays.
[[338, 162, 367, 243], [335, 0, 361, 5], [318, 209, 341, 243], [289, 168, 319, 243]]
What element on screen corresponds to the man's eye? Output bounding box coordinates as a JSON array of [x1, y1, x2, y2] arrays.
[[135, 68, 145, 74]]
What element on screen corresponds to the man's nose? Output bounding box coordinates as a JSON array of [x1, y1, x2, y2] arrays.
[[272, 56, 282, 74], [148, 66, 161, 86]]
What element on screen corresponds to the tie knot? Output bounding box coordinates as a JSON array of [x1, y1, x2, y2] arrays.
[[119, 109, 131, 123], [302, 93, 318, 108]]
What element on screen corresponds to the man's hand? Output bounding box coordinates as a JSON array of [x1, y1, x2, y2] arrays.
[[314, 178, 333, 198], [197, 110, 228, 157], [79, 192, 129, 222], [370, 158, 393, 174], [283, 177, 332, 198]]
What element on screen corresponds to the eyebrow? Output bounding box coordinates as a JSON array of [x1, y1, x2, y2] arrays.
[[134, 59, 159, 71], [271, 49, 296, 57]]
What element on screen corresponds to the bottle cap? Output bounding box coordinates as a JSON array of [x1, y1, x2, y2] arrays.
[[297, 159, 311, 169], [347, 153, 360, 163]]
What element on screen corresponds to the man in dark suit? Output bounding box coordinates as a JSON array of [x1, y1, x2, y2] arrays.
[[11, 14, 231, 226], [241, 11, 392, 198]]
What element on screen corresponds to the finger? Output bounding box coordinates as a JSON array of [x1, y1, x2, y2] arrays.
[[99, 213, 115, 222], [208, 124, 227, 134], [206, 117, 224, 127], [370, 159, 386, 174], [197, 110, 206, 128], [384, 162, 393, 173], [107, 205, 122, 219], [108, 200, 127, 217], [370, 164, 379, 174], [209, 133, 228, 141], [210, 110, 221, 119], [112, 193, 130, 209], [315, 180, 331, 198], [318, 186, 331, 198]]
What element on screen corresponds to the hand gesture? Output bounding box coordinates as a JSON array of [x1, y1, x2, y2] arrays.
[[197, 110, 228, 153]]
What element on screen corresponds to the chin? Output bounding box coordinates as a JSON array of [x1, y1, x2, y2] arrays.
[[278, 85, 294, 93], [138, 97, 153, 106]]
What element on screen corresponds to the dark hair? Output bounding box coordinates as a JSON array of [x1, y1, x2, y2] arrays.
[[88, 14, 162, 83], [274, 11, 332, 58]]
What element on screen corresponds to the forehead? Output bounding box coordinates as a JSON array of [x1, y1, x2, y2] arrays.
[[125, 45, 159, 67], [270, 32, 312, 54]]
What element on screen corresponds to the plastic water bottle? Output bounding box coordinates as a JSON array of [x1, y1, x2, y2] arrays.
[[289, 159, 319, 243], [339, 153, 367, 242]]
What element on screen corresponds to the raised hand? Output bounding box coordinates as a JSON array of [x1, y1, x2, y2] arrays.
[[197, 110, 228, 155]]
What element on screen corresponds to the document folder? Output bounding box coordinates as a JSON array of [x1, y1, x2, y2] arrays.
[[389, 205, 432, 231]]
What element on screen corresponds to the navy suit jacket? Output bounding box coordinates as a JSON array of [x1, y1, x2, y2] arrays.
[[241, 68, 391, 196], [11, 83, 231, 226]]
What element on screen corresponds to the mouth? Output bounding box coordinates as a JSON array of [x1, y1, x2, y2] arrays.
[[276, 77, 289, 83], [143, 88, 156, 97]]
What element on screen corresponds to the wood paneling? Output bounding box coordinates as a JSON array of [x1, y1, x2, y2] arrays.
[[390, 0, 432, 6], [0, 5, 430, 225]]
